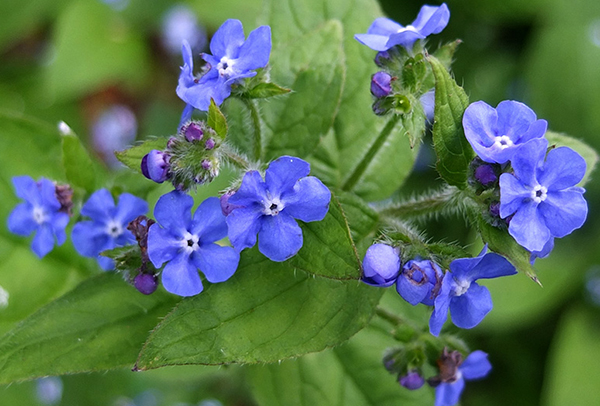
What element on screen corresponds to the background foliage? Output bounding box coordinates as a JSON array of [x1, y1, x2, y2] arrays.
[[1, 0, 599, 405]]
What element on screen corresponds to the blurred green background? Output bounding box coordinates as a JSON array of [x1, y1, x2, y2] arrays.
[[1, 0, 599, 405]]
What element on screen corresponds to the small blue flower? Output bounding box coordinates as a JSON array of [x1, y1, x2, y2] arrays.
[[429, 247, 516, 336], [72, 189, 148, 270], [226, 156, 331, 262], [147, 191, 239, 297], [499, 138, 588, 252], [8, 176, 70, 258], [462, 100, 548, 164], [361, 243, 401, 287], [355, 4, 450, 51], [397, 259, 443, 306], [177, 19, 271, 118], [434, 350, 492, 406]]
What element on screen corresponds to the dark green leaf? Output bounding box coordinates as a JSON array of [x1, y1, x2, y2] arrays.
[[0, 273, 178, 384], [61, 129, 101, 194], [429, 55, 473, 188], [135, 248, 382, 370], [545, 131, 598, 185], [246, 82, 291, 99], [115, 137, 168, 174], [334, 190, 379, 253], [207, 99, 228, 139], [432, 40, 462, 70]]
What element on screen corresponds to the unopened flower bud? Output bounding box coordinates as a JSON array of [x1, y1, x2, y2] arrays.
[[201, 159, 212, 170], [134, 273, 158, 295], [184, 122, 204, 142], [220, 190, 242, 216], [399, 371, 425, 390], [167, 136, 178, 149], [54, 184, 74, 215], [475, 164, 497, 186], [374, 51, 391, 67], [361, 243, 401, 287], [205, 138, 216, 150], [371, 72, 393, 98], [489, 201, 500, 218], [141, 150, 170, 183]]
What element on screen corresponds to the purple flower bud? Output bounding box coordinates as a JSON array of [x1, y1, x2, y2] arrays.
[[134, 273, 159, 295], [361, 244, 401, 287], [474, 164, 497, 186], [184, 122, 204, 142], [141, 150, 170, 183], [205, 138, 216, 150], [167, 136, 178, 149], [489, 201, 500, 217], [371, 72, 393, 98], [55, 184, 74, 216], [220, 190, 242, 216], [375, 51, 391, 67], [201, 159, 212, 170], [399, 371, 425, 390]]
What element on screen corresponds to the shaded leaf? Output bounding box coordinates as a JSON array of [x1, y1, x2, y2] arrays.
[[246, 82, 291, 99], [207, 99, 228, 139], [61, 130, 101, 194]]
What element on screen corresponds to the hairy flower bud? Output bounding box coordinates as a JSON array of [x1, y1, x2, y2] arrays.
[[134, 273, 159, 295], [141, 150, 170, 183], [184, 122, 204, 142], [371, 72, 393, 98]]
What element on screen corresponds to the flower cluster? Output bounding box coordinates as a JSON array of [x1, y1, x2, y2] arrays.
[[463, 100, 588, 253]]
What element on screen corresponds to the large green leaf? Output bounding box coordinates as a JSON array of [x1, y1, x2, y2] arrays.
[[429, 55, 473, 188], [61, 128, 103, 194], [0, 273, 178, 384], [135, 248, 382, 370]]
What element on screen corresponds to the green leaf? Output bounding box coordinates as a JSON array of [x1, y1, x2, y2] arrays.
[[135, 248, 382, 370], [115, 137, 168, 174], [0, 273, 178, 384], [545, 131, 598, 185], [207, 99, 228, 139], [429, 55, 473, 189], [334, 190, 379, 254], [246, 82, 291, 99], [61, 128, 101, 194], [432, 40, 462, 70]]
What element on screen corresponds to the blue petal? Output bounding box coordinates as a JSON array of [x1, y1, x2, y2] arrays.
[[508, 201, 552, 252], [495, 100, 538, 142], [81, 189, 115, 220], [539, 147, 586, 190], [354, 34, 392, 52], [429, 274, 452, 336], [450, 252, 515, 282], [367, 17, 402, 36], [8, 203, 37, 236], [397, 272, 430, 305], [385, 30, 425, 49], [51, 212, 70, 245], [362, 244, 400, 288], [449, 282, 492, 329], [97, 256, 115, 271], [510, 138, 548, 186], [38, 178, 60, 211], [113, 193, 148, 224], [147, 223, 183, 268], [12, 176, 41, 205], [235, 25, 271, 72], [283, 177, 331, 223], [179, 103, 195, 129], [179, 74, 232, 111], [531, 237, 554, 262], [434, 378, 465, 406], [153, 191, 193, 236], [228, 170, 268, 207], [460, 350, 492, 380], [31, 223, 55, 258], [161, 253, 203, 297], [499, 173, 530, 218], [192, 244, 239, 283], [190, 197, 228, 244], [540, 190, 587, 238], [462, 101, 499, 162], [265, 156, 311, 197], [72, 221, 112, 257], [413, 4, 450, 35], [210, 19, 245, 58], [258, 213, 302, 262], [226, 206, 263, 252]]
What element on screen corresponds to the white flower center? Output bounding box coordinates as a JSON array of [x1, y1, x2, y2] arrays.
[[493, 135, 513, 150], [399, 25, 419, 33], [453, 278, 471, 297], [530, 185, 548, 203], [263, 197, 284, 216], [217, 56, 236, 78], [105, 220, 124, 238], [180, 231, 200, 254], [32, 206, 48, 225]]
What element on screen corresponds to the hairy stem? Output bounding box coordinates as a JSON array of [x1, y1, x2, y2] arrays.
[[242, 98, 262, 161], [377, 186, 463, 220], [375, 306, 406, 326], [221, 145, 252, 172]]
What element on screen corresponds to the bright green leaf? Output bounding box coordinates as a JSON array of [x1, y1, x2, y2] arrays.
[[545, 131, 598, 186], [207, 99, 228, 139], [246, 82, 291, 99], [0, 273, 178, 384], [429, 55, 473, 189], [61, 129, 101, 194], [115, 137, 168, 174]]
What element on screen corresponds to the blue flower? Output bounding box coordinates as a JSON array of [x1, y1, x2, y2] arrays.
[[226, 156, 331, 262], [397, 259, 443, 306], [72, 189, 148, 270], [361, 243, 401, 287], [177, 19, 271, 118], [355, 4, 450, 51], [8, 176, 70, 258], [147, 191, 239, 297], [462, 100, 548, 164], [434, 350, 492, 406], [499, 138, 588, 252], [429, 248, 516, 336]]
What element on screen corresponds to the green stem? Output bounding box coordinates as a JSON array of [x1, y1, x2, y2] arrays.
[[341, 115, 401, 192], [378, 186, 462, 220], [375, 306, 406, 326], [221, 145, 252, 172], [242, 98, 262, 161]]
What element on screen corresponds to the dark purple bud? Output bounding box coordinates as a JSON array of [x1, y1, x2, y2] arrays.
[[489, 201, 500, 218], [474, 164, 498, 186], [184, 122, 204, 142], [371, 72, 393, 98], [201, 159, 212, 170], [205, 138, 215, 150], [374, 51, 391, 67], [399, 371, 425, 390], [54, 184, 74, 215], [134, 273, 158, 295], [220, 190, 242, 216], [167, 136, 177, 149], [141, 150, 170, 183]]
